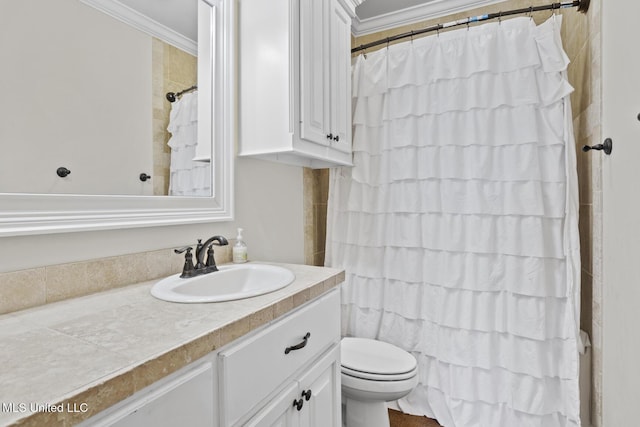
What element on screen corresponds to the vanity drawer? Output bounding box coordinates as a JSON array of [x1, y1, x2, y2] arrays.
[[218, 288, 340, 426]]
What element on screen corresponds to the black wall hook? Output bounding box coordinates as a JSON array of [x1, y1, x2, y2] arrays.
[[582, 138, 613, 155]]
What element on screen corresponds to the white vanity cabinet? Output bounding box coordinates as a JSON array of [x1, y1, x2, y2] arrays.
[[79, 288, 340, 427], [219, 289, 341, 426], [245, 346, 340, 427], [77, 359, 218, 427], [238, 0, 355, 168]]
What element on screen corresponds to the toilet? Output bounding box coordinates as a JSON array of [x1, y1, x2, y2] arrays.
[[341, 337, 418, 427]]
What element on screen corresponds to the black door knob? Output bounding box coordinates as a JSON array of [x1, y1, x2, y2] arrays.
[[139, 173, 152, 182]]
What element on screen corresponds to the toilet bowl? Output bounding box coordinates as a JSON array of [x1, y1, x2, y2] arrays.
[[341, 337, 418, 427]]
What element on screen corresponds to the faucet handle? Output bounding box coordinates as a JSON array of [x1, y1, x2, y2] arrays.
[[194, 239, 205, 270], [205, 246, 218, 272], [174, 246, 196, 278]]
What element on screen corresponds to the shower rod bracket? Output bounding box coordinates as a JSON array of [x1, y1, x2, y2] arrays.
[[166, 85, 198, 103]]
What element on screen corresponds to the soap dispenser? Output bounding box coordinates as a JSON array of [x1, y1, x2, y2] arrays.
[[233, 228, 248, 263]]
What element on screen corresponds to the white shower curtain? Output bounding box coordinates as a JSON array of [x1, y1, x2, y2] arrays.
[[327, 16, 581, 427], [167, 91, 211, 196]]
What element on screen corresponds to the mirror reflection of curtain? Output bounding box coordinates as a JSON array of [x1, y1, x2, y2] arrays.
[[167, 91, 211, 196]]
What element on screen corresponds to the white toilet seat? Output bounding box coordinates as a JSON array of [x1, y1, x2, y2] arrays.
[[341, 364, 417, 381], [341, 337, 417, 380]]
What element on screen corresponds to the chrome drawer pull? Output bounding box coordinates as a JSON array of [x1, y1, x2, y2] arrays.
[[284, 332, 311, 354]]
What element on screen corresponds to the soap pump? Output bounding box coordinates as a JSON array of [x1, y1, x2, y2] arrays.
[[233, 228, 248, 263]]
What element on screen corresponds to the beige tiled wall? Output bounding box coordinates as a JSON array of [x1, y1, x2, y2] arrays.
[[0, 245, 232, 315], [561, 1, 602, 425], [304, 168, 330, 266], [151, 40, 198, 196]]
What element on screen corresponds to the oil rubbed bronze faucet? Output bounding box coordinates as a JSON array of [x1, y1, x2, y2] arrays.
[[174, 235, 229, 278]]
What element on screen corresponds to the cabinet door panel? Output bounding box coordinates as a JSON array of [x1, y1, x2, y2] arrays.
[[245, 383, 298, 427], [329, 0, 352, 154], [298, 346, 341, 427], [80, 361, 215, 427], [300, 0, 330, 145]]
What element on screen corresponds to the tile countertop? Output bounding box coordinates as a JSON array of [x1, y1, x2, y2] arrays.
[[0, 262, 344, 427]]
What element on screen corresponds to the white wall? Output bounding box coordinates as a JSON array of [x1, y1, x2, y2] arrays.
[[0, 157, 305, 272], [0, 0, 153, 195]]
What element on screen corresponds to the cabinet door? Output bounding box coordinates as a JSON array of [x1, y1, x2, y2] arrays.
[[298, 346, 341, 427], [329, 0, 352, 154], [299, 0, 331, 145], [245, 383, 299, 427], [80, 361, 216, 427]]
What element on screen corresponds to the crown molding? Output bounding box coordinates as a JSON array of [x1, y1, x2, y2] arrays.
[[338, 0, 365, 16], [352, 0, 503, 37], [81, 0, 197, 55]]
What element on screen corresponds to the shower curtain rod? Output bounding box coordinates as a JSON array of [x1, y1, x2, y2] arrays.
[[351, 0, 589, 54], [166, 84, 198, 103]]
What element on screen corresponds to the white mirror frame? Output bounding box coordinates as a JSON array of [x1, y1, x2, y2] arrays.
[[0, 0, 234, 237]]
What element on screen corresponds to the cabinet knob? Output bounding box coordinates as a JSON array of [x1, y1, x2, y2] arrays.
[[293, 398, 304, 411], [56, 167, 71, 178], [333, 135, 340, 142], [139, 173, 152, 182], [302, 389, 312, 401], [326, 133, 333, 140]]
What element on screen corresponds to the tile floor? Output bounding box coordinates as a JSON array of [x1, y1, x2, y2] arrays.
[[389, 409, 442, 427]]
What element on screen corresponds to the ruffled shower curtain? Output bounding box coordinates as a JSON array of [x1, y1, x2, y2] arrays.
[[326, 16, 581, 427], [167, 91, 211, 196]]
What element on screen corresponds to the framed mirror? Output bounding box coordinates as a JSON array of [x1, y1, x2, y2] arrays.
[[0, 0, 234, 236]]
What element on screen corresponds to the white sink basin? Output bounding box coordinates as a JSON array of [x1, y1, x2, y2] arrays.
[[151, 263, 295, 303]]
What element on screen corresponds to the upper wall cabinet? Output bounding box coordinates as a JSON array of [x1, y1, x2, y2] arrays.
[[238, 0, 355, 168]]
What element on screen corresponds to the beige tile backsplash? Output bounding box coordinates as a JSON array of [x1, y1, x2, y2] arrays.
[[0, 244, 232, 315]]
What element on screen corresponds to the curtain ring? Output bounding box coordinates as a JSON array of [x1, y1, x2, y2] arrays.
[[498, 11, 502, 24], [359, 44, 367, 59], [466, 20, 470, 31], [528, 6, 534, 19], [386, 37, 390, 49], [410, 30, 414, 43]]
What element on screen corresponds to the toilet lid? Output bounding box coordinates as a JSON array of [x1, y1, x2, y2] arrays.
[[341, 337, 417, 377]]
